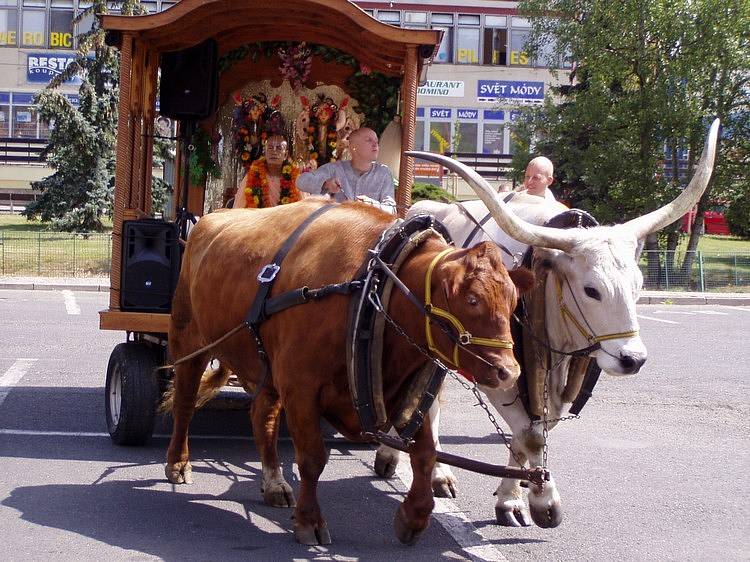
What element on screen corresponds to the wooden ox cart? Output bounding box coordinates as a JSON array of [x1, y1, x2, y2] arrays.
[[97, 0, 443, 445]]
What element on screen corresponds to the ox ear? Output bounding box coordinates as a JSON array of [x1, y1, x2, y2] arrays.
[[439, 248, 471, 298], [509, 267, 535, 295]]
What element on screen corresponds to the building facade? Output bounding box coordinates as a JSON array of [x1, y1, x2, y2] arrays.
[[1, 0, 566, 193]]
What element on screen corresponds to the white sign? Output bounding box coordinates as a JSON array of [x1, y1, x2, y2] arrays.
[[418, 80, 465, 98]]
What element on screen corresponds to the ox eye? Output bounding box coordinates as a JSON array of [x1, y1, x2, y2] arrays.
[[584, 286, 601, 301], [467, 294, 479, 306]]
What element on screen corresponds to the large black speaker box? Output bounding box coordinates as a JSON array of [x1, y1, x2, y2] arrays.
[[120, 220, 181, 312], [159, 39, 218, 121]]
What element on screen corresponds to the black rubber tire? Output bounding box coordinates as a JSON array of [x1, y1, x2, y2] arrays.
[[105, 342, 161, 446]]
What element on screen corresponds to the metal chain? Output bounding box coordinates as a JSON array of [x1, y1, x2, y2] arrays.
[[369, 288, 528, 469]]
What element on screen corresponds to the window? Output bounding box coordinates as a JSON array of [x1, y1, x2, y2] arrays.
[[0, 95, 9, 136], [403, 11, 427, 27], [433, 26, 452, 63], [22, 0, 45, 7], [51, 0, 73, 6], [13, 105, 38, 138], [455, 122, 477, 153], [0, 8, 18, 46], [142, 1, 157, 14], [415, 119, 424, 151], [456, 14, 480, 64], [482, 124, 505, 154], [376, 10, 400, 25], [21, 9, 45, 47], [49, 9, 73, 49], [483, 28, 507, 65], [429, 121, 451, 153], [0, 0, 19, 6], [509, 28, 531, 66]]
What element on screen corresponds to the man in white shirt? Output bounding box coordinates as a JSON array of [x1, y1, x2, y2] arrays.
[[297, 127, 396, 214]]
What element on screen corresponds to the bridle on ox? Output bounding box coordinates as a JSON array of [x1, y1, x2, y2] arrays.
[[423, 247, 514, 369]]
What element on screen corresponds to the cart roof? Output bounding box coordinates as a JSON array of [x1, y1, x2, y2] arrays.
[[101, 0, 441, 76]]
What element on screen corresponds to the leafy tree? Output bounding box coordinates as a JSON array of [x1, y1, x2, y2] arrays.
[[411, 181, 456, 202], [516, 0, 750, 282], [22, 0, 170, 231]]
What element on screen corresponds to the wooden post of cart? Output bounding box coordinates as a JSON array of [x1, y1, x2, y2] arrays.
[[97, 0, 441, 445]]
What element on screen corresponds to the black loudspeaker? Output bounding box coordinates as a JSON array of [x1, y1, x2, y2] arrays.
[[120, 220, 181, 312], [159, 39, 218, 120]]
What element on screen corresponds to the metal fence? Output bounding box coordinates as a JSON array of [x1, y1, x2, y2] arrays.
[[0, 231, 112, 277], [0, 232, 748, 293], [640, 250, 750, 292]]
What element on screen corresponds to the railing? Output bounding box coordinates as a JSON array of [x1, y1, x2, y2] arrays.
[[639, 250, 750, 292], [443, 152, 514, 181], [0, 231, 112, 276], [0, 137, 47, 165]]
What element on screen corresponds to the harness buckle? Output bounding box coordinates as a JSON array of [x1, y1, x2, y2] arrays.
[[459, 332, 472, 345], [257, 263, 281, 283]]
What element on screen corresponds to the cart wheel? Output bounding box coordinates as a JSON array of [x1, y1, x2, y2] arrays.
[[105, 342, 161, 446]]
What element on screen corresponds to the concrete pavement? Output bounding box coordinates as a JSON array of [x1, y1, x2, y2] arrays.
[[1, 275, 749, 305]]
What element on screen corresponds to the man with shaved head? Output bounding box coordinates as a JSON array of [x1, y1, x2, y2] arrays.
[[297, 127, 396, 214], [520, 155, 557, 201]]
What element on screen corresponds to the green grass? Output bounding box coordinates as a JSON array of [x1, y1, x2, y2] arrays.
[[691, 235, 750, 254]]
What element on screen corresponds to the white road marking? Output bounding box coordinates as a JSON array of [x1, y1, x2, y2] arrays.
[[0, 358, 37, 407], [61, 290, 81, 315], [395, 462, 508, 562], [652, 310, 696, 315], [0, 429, 258, 440], [692, 310, 729, 315], [637, 314, 678, 324]]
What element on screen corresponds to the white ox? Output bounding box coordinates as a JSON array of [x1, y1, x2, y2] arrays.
[[375, 119, 720, 528]]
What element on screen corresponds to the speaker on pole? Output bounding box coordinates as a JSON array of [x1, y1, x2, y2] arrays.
[[159, 39, 219, 121], [120, 220, 181, 312]]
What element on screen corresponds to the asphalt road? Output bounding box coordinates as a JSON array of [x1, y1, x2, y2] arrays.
[[0, 289, 748, 561]]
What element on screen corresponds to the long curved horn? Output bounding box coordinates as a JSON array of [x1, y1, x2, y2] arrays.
[[405, 151, 577, 252], [624, 118, 720, 238]]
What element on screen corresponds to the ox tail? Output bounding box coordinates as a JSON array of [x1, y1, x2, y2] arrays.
[[159, 360, 232, 413]]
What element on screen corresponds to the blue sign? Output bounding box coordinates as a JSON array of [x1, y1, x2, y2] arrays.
[[477, 80, 544, 103], [0, 92, 9, 104], [430, 107, 452, 119], [483, 110, 505, 120], [457, 108, 478, 120], [27, 53, 81, 84], [12, 93, 35, 104], [509, 110, 523, 121], [416, 107, 425, 118]]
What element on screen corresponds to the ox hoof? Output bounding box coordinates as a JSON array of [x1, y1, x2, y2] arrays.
[[394, 506, 427, 546], [528, 485, 563, 528], [495, 504, 532, 527], [294, 521, 331, 546], [262, 481, 296, 508], [529, 501, 563, 528], [165, 461, 193, 485], [432, 476, 458, 499], [374, 449, 399, 479]]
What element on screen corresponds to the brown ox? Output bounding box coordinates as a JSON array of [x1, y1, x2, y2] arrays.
[[165, 199, 533, 546]]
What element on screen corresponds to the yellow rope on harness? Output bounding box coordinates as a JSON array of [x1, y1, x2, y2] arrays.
[[555, 276, 638, 344], [424, 248, 513, 369]]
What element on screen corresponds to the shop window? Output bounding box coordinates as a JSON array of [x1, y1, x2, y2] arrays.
[[0, 103, 9, 136], [0, 8, 18, 45], [160, 1, 177, 11], [51, 0, 73, 5], [22, 0, 45, 6], [455, 122, 477, 153], [429, 121, 451, 154], [482, 123, 505, 154], [0, 0, 19, 6], [21, 9, 45, 47], [49, 9, 73, 49], [415, 120, 425, 151], [13, 105, 37, 138], [142, 1, 157, 14], [75, 10, 94, 46]]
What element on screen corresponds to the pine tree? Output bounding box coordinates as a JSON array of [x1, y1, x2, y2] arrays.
[[22, 0, 169, 232]]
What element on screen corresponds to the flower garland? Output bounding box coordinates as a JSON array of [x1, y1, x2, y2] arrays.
[[243, 157, 301, 208], [278, 42, 312, 93]]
